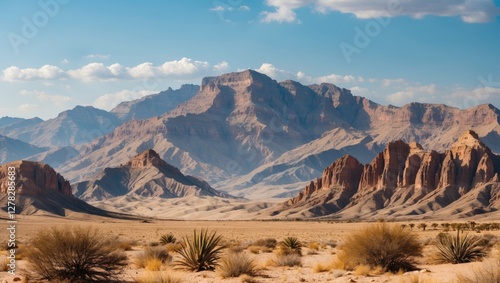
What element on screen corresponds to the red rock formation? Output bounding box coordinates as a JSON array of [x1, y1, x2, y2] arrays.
[[127, 149, 167, 168], [0, 161, 72, 196]]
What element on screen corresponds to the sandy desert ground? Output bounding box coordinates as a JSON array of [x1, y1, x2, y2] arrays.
[[1, 215, 499, 283]]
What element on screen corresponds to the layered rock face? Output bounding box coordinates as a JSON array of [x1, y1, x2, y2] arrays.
[[73, 149, 229, 201], [281, 130, 500, 218], [0, 161, 72, 196]]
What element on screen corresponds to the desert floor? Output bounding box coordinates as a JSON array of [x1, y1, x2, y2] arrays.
[[1, 215, 499, 283]]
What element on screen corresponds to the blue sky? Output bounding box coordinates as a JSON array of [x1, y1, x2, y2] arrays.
[[0, 0, 499, 119]]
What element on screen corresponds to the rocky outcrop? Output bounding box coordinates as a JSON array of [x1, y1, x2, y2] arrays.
[[73, 149, 230, 201], [0, 161, 72, 196], [278, 130, 500, 218]]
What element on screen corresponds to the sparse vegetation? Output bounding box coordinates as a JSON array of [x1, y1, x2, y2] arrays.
[[217, 251, 257, 278], [134, 246, 172, 269], [430, 230, 487, 264], [25, 226, 127, 283], [270, 253, 302, 267], [455, 259, 500, 283], [160, 233, 177, 245], [277, 236, 302, 256], [175, 229, 224, 271], [336, 223, 422, 272]]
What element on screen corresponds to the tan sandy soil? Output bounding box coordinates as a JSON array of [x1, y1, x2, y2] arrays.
[[0, 216, 499, 283]]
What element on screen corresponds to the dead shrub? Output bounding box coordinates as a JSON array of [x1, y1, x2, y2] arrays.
[[135, 271, 182, 283], [217, 251, 257, 278], [337, 223, 422, 272], [25, 226, 127, 283], [134, 246, 172, 269], [269, 253, 302, 267]]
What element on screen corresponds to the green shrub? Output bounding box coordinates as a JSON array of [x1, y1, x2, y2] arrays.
[[175, 229, 224, 271], [430, 230, 487, 264], [217, 251, 257, 278], [337, 223, 422, 272], [25, 226, 127, 283]]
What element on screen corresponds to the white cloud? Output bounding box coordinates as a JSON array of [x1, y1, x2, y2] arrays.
[[2, 65, 66, 81], [239, 5, 250, 11], [261, 0, 500, 23], [314, 74, 359, 84], [386, 84, 437, 105], [93, 89, 158, 110], [86, 54, 110, 60], [19, 90, 71, 107], [214, 61, 230, 72], [256, 63, 297, 80], [3, 58, 214, 82], [18, 104, 40, 113], [386, 91, 413, 105], [210, 5, 230, 12], [381, 78, 406, 87]]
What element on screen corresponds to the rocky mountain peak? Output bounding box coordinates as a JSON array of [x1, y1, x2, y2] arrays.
[[126, 149, 166, 168], [0, 161, 72, 196], [452, 130, 487, 150]]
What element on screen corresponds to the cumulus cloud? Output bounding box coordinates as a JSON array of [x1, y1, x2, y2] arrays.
[[261, 0, 500, 23], [447, 86, 500, 108], [213, 61, 230, 72], [2, 65, 66, 81], [2, 58, 213, 82], [19, 90, 71, 107], [93, 89, 159, 110], [386, 84, 436, 105]]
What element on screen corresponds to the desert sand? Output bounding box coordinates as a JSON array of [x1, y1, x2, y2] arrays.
[[1, 215, 499, 283]]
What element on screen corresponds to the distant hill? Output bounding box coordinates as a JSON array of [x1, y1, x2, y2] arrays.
[[0, 135, 45, 164], [271, 130, 500, 220], [73, 149, 229, 202]]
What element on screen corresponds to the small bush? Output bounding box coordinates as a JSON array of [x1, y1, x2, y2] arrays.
[[116, 239, 137, 251], [337, 223, 422, 272], [160, 233, 177, 245], [354, 264, 371, 276], [430, 230, 487, 264], [175, 229, 224, 271], [312, 262, 331, 273], [146, 258, 164, 271], [136, 271, 182, 283], [217, 251, 257, 278], [25, 226, 127, 283], [307, 242, 320, 250], [270, 253, 302, 267], [277, 237, 302, 256], [253, 238, 277, 249], [134, 246, 172, 269]]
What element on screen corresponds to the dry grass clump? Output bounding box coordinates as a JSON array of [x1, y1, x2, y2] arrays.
[[268, 253, 302, 267], [454, 259, 500, 283], [135, 271, 182, 283], [175, 229, 224, 271], [116, 239, 137, 251], [398, 273, 438, 283], [429, 230, 488, 264], [246, 238, 277, 254], [336, 223, 422, 273], [134, 246, 172, 269], [312, 262, 331, 273], [217, 251, 257, 278], [25, 226, 127, 283], [0, 256, 9, 272]]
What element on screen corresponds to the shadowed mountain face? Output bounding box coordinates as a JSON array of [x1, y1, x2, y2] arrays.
[[57, 70, 500, 199], [0, 161, 113, 217], [72, 149, 229, 202], [0, 135, 45, 164], [274, 130, 500, 219]]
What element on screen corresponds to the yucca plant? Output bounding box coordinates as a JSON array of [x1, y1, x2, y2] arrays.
[[175, 229, 224, 271], [431, 230, 486, 264], [160, 233, 177, 245], [278, 237, 303, 256]]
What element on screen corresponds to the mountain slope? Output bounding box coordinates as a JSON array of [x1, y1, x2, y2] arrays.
[[0, 160, 118, 217], [111, 84, 199, 121], [0, 135, 45, 164], [55, 70, 500, 199], [72, 149, 228, 201], [0, 106, 122, 147], [272, 130, 500, 219]]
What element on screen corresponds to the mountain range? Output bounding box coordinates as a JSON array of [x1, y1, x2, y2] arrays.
[[1, 70, 500, 210]]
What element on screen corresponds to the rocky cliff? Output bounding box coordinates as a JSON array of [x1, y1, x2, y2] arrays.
[[277, 130, 500, 219]]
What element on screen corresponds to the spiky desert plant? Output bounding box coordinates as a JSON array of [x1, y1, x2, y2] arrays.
[[217, 251, 257, 278], [430, 230, 487, 264], [175, 229, 224, 271], [160, 233, 177, 245], [278, 236, 302, 256], [25, 226, 127, 283], [337, 223, 422, 272]]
